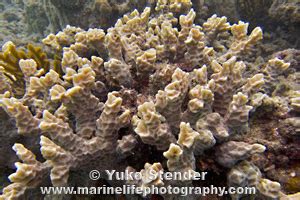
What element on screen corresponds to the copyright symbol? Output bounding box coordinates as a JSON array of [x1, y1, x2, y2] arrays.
[[89, 170, 100, 180]]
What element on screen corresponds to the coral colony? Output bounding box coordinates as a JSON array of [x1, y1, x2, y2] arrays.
[[0, 0, 299, 199]]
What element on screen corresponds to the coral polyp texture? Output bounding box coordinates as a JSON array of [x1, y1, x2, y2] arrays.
[[0, 0, 299, 199]]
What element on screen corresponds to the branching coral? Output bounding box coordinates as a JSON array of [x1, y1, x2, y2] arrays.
[[228, 160, 282, 199], [0, 41, 62, 97], [0, 0, 299, 199]]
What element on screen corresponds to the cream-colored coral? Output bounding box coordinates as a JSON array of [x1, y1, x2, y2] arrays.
[[133, 101, 175, 150], [184, 27, 206, 67], [263, 57, 290, 94], [177, 122, 200, 149], [19, 59, 38, 79], [61, 49, 80, 71], [280, 192, 300, 200], [196, 112, 229, 141], [190, 65, 208, 86], [155, 68, 189, 130], [257, 178, 282, 199], [96, 92, 130, 151], [182, 79, 214, 124], [136, 48, 157, 75], [1, 98, 40, 135], [164, 143, 195, 174], [104, 58, 132, 87], [242, 73, 265, 95], [126, 162, 164, 194], [202, 14, 231, 52], [42, 25, 83, 51], [216, 141, 266, 167], [177, 9, 196, 59], [178, 122, 215, 155], [53, 84, 101, 139], [228, 161, 282, 199], [231, 21, 249, 40], [225, 92, 253, 133], [210, 57, 246, 115], [228, 161, 262, 187], [40, 136, 74, 186], [202, 14, 230, 40], [140, 163, 164, 187], [0, 0, 296, 199], [160, 21, 179, 60], [290, 91, 300, 112], [223, 22, 263, 61], [0, 143, 49, 199], [73, 28, 106, 55]]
